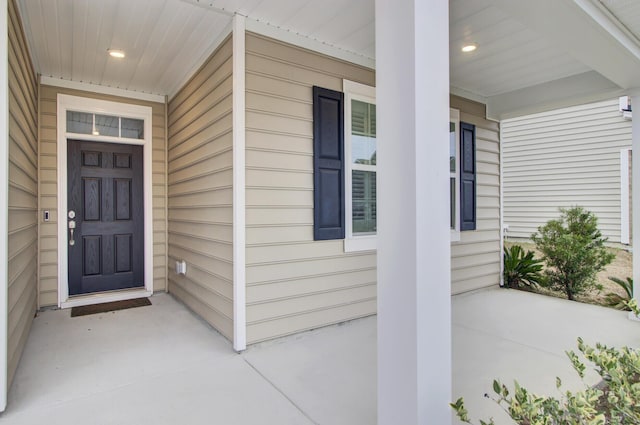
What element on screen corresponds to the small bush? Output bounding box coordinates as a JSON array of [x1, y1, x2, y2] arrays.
[[451, 339, 640, 424], [503, 245, 544, 289], [531, 206, 614, 301], [604, 277, 633, 311]]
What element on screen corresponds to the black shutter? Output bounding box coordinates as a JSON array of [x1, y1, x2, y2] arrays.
[[460, 122, 476, 231], [313, 86, 345, 240]]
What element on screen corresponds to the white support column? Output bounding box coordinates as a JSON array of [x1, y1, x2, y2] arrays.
[[631, 95, 640, 314], [376, 0, 451, 424], [0, 0, 8, 412], [232, 14, 247, 351]]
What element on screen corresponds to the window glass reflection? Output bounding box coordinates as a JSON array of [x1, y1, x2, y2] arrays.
[[95, 114, 119, 137], [66, 111, 93, 135], [352, 170, 377, 234], [351, 100, 376, 165], [121, 118, 144, 139]]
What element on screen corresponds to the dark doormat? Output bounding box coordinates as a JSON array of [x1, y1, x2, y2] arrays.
[[71, 298, 152, 317]]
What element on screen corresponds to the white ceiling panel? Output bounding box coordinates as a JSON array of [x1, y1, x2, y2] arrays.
[[239, 0, 313, 25], [14, 0, 640, 117], [309, 0, 373, 43], [200, 0, 375, 58], [18, 0, 232, 96], [599, 0, 640, 41], [336, 21, 375, 58], [450, 0, 590, 97], [277, 0, 345, 33]]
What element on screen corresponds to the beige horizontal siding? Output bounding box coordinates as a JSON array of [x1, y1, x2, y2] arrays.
[[7, 0, 38, 387], [502, 99, 632, 242], [37, 85, 167, 306], [244, 32, 376, 344], [243, 35, 501, 339], [451, 95, 502, 294], [167, 36, 234, 341]]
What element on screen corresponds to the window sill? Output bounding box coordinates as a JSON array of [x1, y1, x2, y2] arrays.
[[451, 230, 461, 243], [344, 235, 377, 252]]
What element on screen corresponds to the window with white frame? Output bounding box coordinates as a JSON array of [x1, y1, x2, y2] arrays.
[[344, 81, 377, 252], [313, 84, 474, 250], [450, 108, 461, 241]]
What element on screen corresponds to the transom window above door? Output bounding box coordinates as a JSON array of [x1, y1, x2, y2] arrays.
[[66, 111, 144, 140]]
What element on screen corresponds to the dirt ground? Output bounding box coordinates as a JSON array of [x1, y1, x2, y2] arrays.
[[505, 241, 633, 307]]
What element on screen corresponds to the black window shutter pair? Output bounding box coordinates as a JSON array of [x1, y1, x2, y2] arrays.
[[312, 86, 477, 240]]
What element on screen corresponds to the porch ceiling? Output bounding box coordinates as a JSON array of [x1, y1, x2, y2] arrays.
[[599, 0, 640, 40], [15, 0, 640, 119]]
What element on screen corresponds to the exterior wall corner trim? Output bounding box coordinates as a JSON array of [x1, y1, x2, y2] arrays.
[[232, 15, 247, 352], [0, 0, 9, 412]]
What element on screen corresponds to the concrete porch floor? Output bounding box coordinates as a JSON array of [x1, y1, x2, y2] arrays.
[[0, 288, 638, 425]]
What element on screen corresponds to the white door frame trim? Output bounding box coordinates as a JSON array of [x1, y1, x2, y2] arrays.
[[56, 94, 154, 308]]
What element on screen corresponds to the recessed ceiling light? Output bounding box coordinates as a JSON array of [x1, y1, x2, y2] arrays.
[[108, 49, 125, 59], [461, 43, 477, 53]]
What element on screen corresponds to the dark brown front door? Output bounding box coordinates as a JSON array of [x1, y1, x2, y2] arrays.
[[67, 140, 144, 295]]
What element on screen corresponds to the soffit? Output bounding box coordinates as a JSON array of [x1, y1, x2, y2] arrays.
[[599, 0, 640, 42], [207, 0, 376, 59], [450, 0, 591, 98], [15, 0, 375, 98], [14, 0, 640, 118], [16, 0, 232, 98], [480, 0, 640, 119]]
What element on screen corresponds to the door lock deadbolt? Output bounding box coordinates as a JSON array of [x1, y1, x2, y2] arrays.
[[68, 218, 76, 246]]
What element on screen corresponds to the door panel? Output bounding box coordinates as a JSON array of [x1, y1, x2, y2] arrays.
[[68, 140, 144, 295]]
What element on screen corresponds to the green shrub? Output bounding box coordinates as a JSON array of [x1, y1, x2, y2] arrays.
[[451, 339, 640, 424], [503, 245, 544, 289], [531, 206, 614, 301], [604, 277, 633, 311]]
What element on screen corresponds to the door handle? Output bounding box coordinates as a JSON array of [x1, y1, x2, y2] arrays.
[[69, 219, 76, 246]]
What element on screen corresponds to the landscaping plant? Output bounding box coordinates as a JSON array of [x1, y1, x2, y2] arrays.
[[531, 207, 614, 301], [503, 245, 544, 289], [604, 277, 633, 311], [451, 299, 640, 424], [451, 338, 640, 424]]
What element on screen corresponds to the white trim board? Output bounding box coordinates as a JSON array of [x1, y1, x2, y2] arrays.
[[449, 108, 461, 243], [42, 76, 165, 104], [56, 94, 154, 308], [232, 15, 247, 352], [621, 148, 631, 245], [499, 117, 506, 286], [450, 86, 488, 108], [574, 0, 640, 62], [631, 95, 640, 309]]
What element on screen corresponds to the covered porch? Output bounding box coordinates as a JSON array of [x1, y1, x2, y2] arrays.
[[2, 288, 638, 425], [4, 0, 640, 422]]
